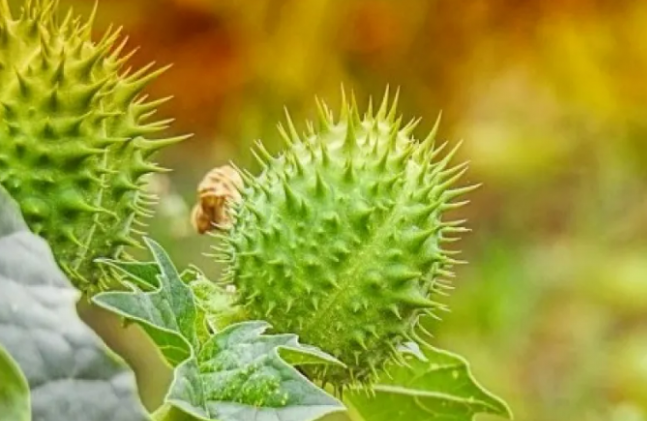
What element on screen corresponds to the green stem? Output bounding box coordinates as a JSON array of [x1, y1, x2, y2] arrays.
[[151, 404, 200, 421]]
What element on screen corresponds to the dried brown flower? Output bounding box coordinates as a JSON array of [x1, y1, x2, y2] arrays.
[[191, 165, 244, 234]]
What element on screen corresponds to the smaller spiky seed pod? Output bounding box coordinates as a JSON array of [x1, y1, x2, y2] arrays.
[[0, 0, 189, 293], [219, 88, 476, 388]]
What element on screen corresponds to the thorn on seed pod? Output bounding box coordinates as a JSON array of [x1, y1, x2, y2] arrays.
[[191, 165, 244, 234]]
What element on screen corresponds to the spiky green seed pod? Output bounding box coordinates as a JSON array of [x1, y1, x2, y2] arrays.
[[221, 89, 475, 387], [0, 0, 188, 292]]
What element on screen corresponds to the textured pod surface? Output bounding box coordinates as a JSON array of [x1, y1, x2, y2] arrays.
[[0, 0, 187, 292], [221, 90, 475, 386]]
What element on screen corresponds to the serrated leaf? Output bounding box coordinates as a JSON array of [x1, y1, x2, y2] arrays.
[[166, 321, 345, 421], [0, 344, 30, 421], [95, 239, 344, 421], [0, 187, 149, 421], [93, 238, 200, 367], [345, 343, 512, 421]]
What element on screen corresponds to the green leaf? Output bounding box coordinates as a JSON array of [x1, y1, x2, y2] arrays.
[[166, 321, 345, 421], [95, 239, 345, 421], [93, 238, 200, 366], [0, 187, 149, 421], [99, 258, 162, 290], [345, 343, 512, 421], [0, 344, 30, 421]]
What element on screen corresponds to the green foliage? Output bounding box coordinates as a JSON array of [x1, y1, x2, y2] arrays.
[[166, 321, 344, 421], [0, 344, 30, 421], [345, 343, 512, 421], [0, 0, 187, 293], [219, 89, 473, 386], [94, 239, 345, 421], [0, 187, 148, 421], [94, 242, 201, 367]]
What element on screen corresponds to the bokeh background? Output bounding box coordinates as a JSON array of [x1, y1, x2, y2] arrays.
[[26, 0, 647, 419]]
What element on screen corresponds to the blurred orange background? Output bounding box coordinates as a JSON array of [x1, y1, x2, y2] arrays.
[[24, 0, 647, 420]]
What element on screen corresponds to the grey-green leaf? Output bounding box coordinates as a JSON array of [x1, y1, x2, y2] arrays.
[[166, 321, 345, 421], [94, 239, 345, 421], [346, 343, 512, 421], [93, 238, 199, 367], [0, 344, 30, 421], [0, 187, 149, 421]]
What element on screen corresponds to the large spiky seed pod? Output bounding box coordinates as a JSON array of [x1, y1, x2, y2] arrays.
[[0, 0, 189, 293], [219, 89, 476, 387]]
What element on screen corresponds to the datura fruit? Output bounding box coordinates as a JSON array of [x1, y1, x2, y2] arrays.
[[217, 90, 475, 387], [0, 0, 187, 292]]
